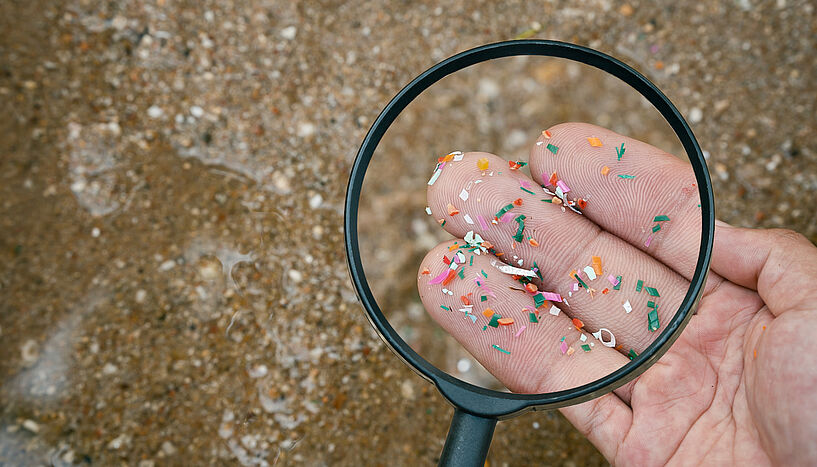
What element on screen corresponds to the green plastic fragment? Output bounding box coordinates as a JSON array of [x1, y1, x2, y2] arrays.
[[628, 349, 638, 360], [488, 314, 501, 328], [533, 293, 545, 308], [613, 275, 622, 291], [647, 300, 656, 308], [653, 215, 671, 222], [457, 268, 465, 279], [440, 305, 450, 311], [546, 143, 559, 155], [646, 286, 660, 297], [480, 295, 487, 302], [495, 204, 514, 219], [492, 344, 511, 355], [529, 312, 538, 323], [520, 187, 536, 195], [652, 224, 661, 233], [574, 274, 589, 289], [616, 143, 626, 161], [636, 279, 644, 292], [481, 270, 488, 278], [469, 255, 474, 266], [581, 344, 592, 352], [617, 174, 636, 179], [512, 214, 526, 242], [648, 309, 660, 332], [482, 325, 487, 331], [541, 198, 553, 203], [441, 220, 446, 227]]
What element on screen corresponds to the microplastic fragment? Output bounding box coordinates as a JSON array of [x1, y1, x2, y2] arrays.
[[628, 349, 638, 360], [425, 207, 432, 215], [488, 314, 501, 327], [469, 314, 477, 323], [646, 287, 660, 297], [492, 344, 511, 355], [440, 305, 450, 311], [607, 275, 619, 286], [580, 333, 587, 342], [549, 305, 561, 316], [587, 137, 603, 147], [495, 204, 514, 219], [457, 268, 465, 279], [601, 166, 610, 176], [542, 130, 552, 138], [636, 280, 644, 292], [546, 143, 559, 155], [623, 300, 632, 313], [652, 224, 661, 233], [429, 269, 450, 284], [459, 189, 469, 201], [572, 318, 584, 329], [592, 256, 603, 275], [593, 328, 616, 347], [549, 172, 558, 186], [480, 295, 487, 302], [477, 158, 489, 171], [645, 235, 653, 247], [470, 256, 474, 266], [532, 261, 543, 280], [542, 292, 562, 302], [618, 174, 636, 179], [498, 318, 514, 326], [574, 274, 589, 289], [463, 213, 474, 225], [541, 198, 552, 203], [452, 151, 464, 161], [481, 269, 487, 278], [647, 300, 656, 308], [556, 180, 570, 193], [514, 326, 527, 337], [520, 187, 536, 195], [572, 283, 579, 292], [616, 143, 626, 161], [491, 260, 536, 277], [533, 294, 546, 308], [428, 168, 442, 185], [560, 341, 568, 354], [529, 312, 539, 323], [648, 309, 660, 332], [447, 203, 459, 216], [441, 269, 457, 286], [614, 275, 622, 291], [583, 266, 597, 281], [581, 344, 592, 352], [653, 215, 670, 222], [512, 215, 526, 242]]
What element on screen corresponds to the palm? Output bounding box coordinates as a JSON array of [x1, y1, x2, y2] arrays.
[[417, 123, 817, 465]]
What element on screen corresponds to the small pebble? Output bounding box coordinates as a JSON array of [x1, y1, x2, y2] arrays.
[[280, 26, 297, 40], [147, 105, 164, 119], [190, 106, 204, 118], [22, 419, 39, 434], [309, 193, 323, 209], [91, 227, 100, 238], [689, 107, 703, 124], [288, 269, 303, 283]]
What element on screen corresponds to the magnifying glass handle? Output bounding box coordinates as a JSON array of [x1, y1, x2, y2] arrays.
[[439, 409, 497, 466]]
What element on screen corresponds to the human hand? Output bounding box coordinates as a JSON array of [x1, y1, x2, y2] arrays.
[[417, 123, 817, 466]]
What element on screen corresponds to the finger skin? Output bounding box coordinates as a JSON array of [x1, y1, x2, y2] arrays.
[[529, 122, 702, 280], [417, 239, 629, 394], [427, 151, 689, 353]]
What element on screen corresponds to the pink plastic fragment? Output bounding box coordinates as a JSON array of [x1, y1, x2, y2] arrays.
[[572, 283, 579, 292], [607, 275, 620, 286], [560, 340, 569, 354], [542, 292, 562, 302], [556, 180, 571, 193], [500, 212, 514, 223], [429, 269, 449, 284], [515, 326, 527, 338], [477, 215, 489, 230], [645, 234, 653, 247], [520, 179, 534, 189]]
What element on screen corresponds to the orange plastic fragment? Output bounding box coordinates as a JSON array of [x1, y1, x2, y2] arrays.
[[497, 318, 514, 326], [441, 269, 457, 286], [542, 129, 552, 139], [587, 137, 603, 147], [438, 218, 445, 225], [482, 241, 493, 249], [513, 198, 523, 207], [601, 166, 610, 176], [447, 203, 459, 216], [577, 198, 588, 210], [525, 283, 538, 294], [421, 268, 430, 275], [477, 158, 489, 171], [448, 244, 459, 251], [438, 153, 455, 163], [529, 238, 539, 247], [591, 256, 603, 275], [572, 318, 584, 329], [482, 308, 495, 318], [552, 197, 562, 205], [569, 269, 577, 279], [567, 347, 575, 356], [460, 295, 471, 306], [549, 172, 558, 186], [602, 288, 609, 294]]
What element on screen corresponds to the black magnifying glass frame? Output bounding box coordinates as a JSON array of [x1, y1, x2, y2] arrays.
[[344, 39, 714, 466]]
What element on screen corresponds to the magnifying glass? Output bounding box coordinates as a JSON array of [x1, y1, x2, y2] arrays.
[[345, 40, 713, 465]]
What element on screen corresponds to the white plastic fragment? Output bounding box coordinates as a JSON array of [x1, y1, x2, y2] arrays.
[[623, 300, 632, 313], [592, 328, 616, 347], [459, 189, 469, 201], [549, 305, 561, 316], [425, 207, 432, 215], [490, 260, 536, 277], [427, 167, 442, 185], [580, 333, 587, 342], [463, 214, 474, 224], [451, 151, 464, 161], [583, 266, 597, 280]]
